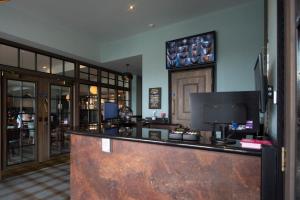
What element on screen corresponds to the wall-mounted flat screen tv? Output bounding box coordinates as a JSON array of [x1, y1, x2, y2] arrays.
[[166, 31, 216, 69]]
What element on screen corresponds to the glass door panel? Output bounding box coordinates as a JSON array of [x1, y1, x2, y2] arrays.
[[7, 80, 36, 166], [79, 84, 99, 130], [50, 85, 71, 156]]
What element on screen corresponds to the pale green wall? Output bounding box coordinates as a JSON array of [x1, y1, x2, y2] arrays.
[[267, 0, 278, 140], [100, 0, 264, 117], [0, 4, 101, 63]]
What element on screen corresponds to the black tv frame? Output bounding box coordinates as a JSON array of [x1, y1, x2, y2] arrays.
[[190, 91, 260, 132], [254, 52, 268, 113], [165, 31, 217, 70]]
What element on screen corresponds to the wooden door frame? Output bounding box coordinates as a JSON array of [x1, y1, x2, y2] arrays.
[[168, 65, 216, 122], [283, 0, 299, 199]]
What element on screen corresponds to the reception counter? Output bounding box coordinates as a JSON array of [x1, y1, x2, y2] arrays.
[[70, 127, 264, 200]]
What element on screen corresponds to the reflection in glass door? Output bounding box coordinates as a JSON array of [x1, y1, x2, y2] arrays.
[[50, 85, 71, 155], [7, 80, 36, 166]]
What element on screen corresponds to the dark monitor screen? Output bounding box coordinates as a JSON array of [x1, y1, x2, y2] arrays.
[[104, 102, 119, 120], [203, 103, 247, 124], [190, 91, 259, 131]]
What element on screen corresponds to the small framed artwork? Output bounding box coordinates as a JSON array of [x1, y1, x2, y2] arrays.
[[149, 131, 161, 140], [149, 87, 161, 109]]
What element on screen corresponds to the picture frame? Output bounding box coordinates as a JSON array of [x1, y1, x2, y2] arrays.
[[149, 87, 161, 109], [149, 131, 161, 140]]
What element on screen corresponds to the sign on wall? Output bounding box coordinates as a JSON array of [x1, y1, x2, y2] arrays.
[[149, 87, 161, 109]]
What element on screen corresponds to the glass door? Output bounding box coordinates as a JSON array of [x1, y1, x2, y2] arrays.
[[79, 84, 99, 130], [50, 85, 72, 155], [6, 80, 36, 166]]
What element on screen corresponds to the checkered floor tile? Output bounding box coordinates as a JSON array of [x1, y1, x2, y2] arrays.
[[0, 163, 69, 200]]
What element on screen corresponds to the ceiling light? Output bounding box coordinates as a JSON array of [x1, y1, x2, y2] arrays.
[[128, 4, 136, 12], [80, 65, 86, 69], [148, 23, 155, 28], [90, 86, 98, 95], [42, 66, 47, 69]]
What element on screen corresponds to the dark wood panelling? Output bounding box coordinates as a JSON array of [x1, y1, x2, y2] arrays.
[[71, 134, 261, 200]]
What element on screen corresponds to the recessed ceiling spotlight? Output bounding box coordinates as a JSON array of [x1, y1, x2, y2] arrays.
[[148, 23, 155, 28], [42, 66, 47, 69], [128, 4, 136, 12]]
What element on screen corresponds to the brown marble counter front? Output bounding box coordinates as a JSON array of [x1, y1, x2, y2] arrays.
[[70, 133, 261, 200]]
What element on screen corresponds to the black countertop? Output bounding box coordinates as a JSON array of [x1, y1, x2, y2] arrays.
[[68, 126, 262, 156]]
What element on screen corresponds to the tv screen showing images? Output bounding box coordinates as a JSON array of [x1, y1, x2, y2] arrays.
[[166, 31, 216, 69]]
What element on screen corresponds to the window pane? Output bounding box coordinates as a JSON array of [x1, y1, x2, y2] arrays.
[[23, 82, 36, 98], [37, 54, 50, 73], [124, 81, 129, 88], [109, 89, 115, 100], [101, 77, 108, 84], [125, 91, 130, 101], [0, 44, 18, 67], [80, 73, 89, 80], [51, 58, 63, 75], [101, 71, 108, 77], [65, 62, 75, 77], [118, 90, 125, 101], [118, 81, 124, 87], [109, 79, 115, 85], [23, 98, 36, 113], [118, 75, 123, 81], [90, 75, 97, 82], [80, 65, 88, 73], [80, 84, 89, 96], [90, 68, 97, 75], [20, 50, 35, 70], [7, 80, 22, 97], [101, 88, 108, 99], [109, 73, 115, 79], [51, 85, 60, 99]]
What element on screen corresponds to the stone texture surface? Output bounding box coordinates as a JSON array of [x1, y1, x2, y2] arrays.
[[71, 134, 261, 200]]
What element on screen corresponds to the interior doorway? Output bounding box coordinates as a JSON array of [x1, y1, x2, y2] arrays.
[[170, 68, 213, 127]]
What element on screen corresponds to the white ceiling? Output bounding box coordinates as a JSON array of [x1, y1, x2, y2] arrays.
[[7, 0, 251, 43], [4, 0, 252, 75]]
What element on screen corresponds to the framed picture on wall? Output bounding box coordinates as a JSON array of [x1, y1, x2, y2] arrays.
[[149, 87, 161, 109], [149, 131, 161, 140]]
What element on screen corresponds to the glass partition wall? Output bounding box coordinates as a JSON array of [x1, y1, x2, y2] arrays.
[[100, 70, 131, 122], [79, 84, 99, 130], [0, 41, 131, 168], [6, 80, 36, 166]]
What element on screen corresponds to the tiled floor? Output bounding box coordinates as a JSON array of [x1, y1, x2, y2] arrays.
[[0, 163, 69, 200]]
